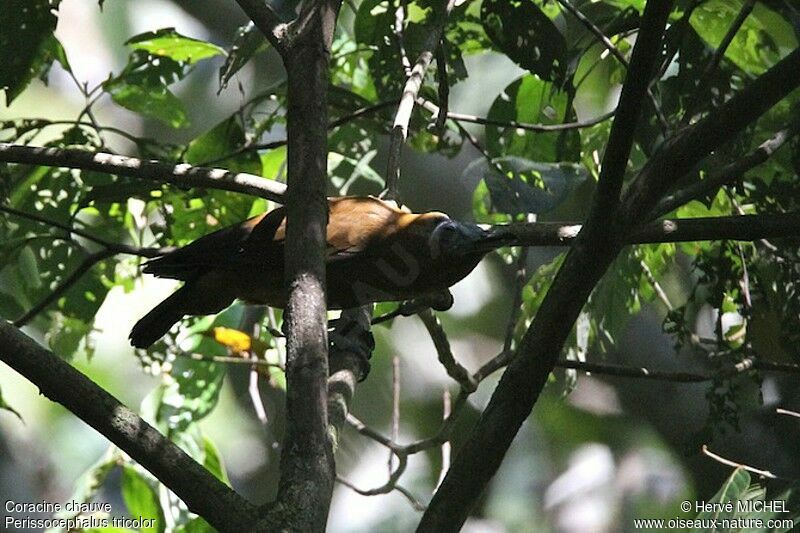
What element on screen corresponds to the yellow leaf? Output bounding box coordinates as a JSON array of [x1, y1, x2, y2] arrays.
[[210, 327, 252, 354]]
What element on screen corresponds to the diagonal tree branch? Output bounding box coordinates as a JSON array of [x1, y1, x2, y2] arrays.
[[0, 321, 258, 531], [555, 0, 669, 132], [384, 0, 456, 201], [0, 142, 286, 202], [650, 116, 800, 219], [585, 0, 672, 225], [233, 0, 289, 56], [13, 249, 115, 327], [418, 2, 674, 529], [621, 46, 800, 223]]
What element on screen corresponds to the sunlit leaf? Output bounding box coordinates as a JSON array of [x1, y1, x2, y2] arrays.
[[121, 465, 166, 533], [185, 116, 262, 174], [202, 435, 230, 486], [691, 0, 798, 75], [104, 50, 189, 128], [486, 75, 580, 162], [127, 28, 224, 64]]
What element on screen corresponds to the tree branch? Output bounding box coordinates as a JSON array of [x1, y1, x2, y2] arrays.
[[13, 249, 115, 327], [650, 117, 800, 219], [621, 46, 800, 223], [262, 2, 342, 530], [233, 0, 288, 56], [586, 0, 672, 224], [0, 204, 169, 258], [555, 356, 800, 383], [555, 0, 669, 132], [384, 0, 456, 201], [419, 2, 674, 528], [0, 142, 286, 203], [682, 0, 756, 124], [418, 310, 476, 392], [0, 321, 257, 530], [488, 212, 800, 247], [417, 98, 615, 132]]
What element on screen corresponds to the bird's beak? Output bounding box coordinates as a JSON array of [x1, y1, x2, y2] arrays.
[[468, 225, 515, 254]]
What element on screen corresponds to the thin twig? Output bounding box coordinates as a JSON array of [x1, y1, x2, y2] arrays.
[[418, 98, 615, 133], [650, 118, 800, 219], [204, 100, 399, 165], [435, 388, 451, 491], [682, 0, 756, 125], [14, 249, 115, 327], [393, 0, 412, 76], [390, 355, 400, 475], [434, 39, 449, 134], [701, 445, 779, 479], [640, 258, 673, 311], [0, 204, 169, 257], [418, 310, 476, 392], [249, 364, 269, 425], [555, 0, 669, 132], [335, 474, 426, 511]]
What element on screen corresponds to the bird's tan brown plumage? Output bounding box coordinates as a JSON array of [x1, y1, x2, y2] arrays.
[[129, 196, 488, 348]]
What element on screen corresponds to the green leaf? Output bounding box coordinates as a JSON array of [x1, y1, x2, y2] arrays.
[[120, 465, 166, 533], [0, 1, 66, 103], [174, 517, 215, 533], [481, 0, 567, 82], [202, 435, 230, 485], [104, 50, 189, 128], [0, 384, 22, 421], [261, 146, 287, 181], [105, 79, 188, 128], [329, 150, 383, 195], [46, 314, 94, 359], [691, 0, 798, 75], [466, 156, 586, 216], [158, 357, 226, 433], [697, 467, 751, 521], [486, 75, 579, 162], [219, 23, 268, 91], [127, 28, 224, 64], [185, 116, 262, 175]]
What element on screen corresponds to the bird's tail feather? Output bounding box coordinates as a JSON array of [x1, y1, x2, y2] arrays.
[[129, 287, 188, 348]]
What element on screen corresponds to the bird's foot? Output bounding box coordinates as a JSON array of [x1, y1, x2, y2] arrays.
[[397, 290, 454, 315], [329, 307, 375, 381]]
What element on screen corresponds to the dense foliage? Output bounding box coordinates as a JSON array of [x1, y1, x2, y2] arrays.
[[2, 0, 799, 530]]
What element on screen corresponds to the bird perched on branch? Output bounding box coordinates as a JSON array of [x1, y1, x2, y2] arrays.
[[129, 196, 511, 348]]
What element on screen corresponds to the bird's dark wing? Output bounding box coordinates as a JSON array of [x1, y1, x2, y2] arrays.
[[143, 207, 286, 280]]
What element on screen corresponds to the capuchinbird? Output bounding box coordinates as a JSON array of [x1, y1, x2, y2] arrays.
[[129, 196, 510, 348]]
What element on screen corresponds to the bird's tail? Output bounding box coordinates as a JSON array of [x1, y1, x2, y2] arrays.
[[129, 286, 189, 348]]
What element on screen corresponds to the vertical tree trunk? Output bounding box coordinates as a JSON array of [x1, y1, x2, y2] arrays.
[[272, 4, 340, 530]]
